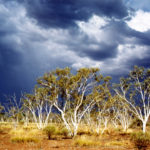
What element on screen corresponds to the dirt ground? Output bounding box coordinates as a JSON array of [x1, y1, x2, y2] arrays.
[[0, 130, 140, 150]]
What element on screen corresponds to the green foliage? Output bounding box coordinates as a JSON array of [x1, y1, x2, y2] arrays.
[[43, 125, 69, 139], [58, 127, 69, 137], [37, 67, 111, 106], [36, 67, 111, 136], [43, 125, 57, 140], [131, 132, 150, 149]]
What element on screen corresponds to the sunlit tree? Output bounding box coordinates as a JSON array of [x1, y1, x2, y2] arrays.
[[114, 66, 150, 133], [37, 67, 111, 136], [23, 87, 53, 129]]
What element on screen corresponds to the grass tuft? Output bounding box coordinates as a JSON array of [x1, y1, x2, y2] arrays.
[[11, 136, 38, 143]]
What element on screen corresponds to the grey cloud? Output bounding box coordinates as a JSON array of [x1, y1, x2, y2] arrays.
[[14, 0, 128, 28], [0, 0, 150, 103], [84, 44, 118, 60]]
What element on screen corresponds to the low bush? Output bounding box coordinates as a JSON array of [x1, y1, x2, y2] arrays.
[[130, 118, 142, 128], [58, 127, 69, 137], [131, 132, 150, 150], [77, 125, 93, 136], [43, 125, 57, 140]]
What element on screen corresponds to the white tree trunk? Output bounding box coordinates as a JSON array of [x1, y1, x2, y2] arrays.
[[142, 120, 147, 133]]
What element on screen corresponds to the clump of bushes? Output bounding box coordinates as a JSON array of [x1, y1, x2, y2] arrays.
[[43, 125, 69, 139], [131, 132, 150, 150]]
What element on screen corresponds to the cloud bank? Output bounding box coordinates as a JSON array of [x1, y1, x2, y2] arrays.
[[0, 0, 150, 99]]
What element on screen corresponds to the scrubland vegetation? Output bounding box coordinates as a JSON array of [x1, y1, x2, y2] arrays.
[[0, 66, 150, 149]]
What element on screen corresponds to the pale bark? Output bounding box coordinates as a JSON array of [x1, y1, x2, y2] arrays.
[[114, 75, 150, 133]]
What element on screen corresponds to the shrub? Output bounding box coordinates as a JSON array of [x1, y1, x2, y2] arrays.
[[131, 132, 150, 150], [59, 127, 69, 137], [129, 118, 142, 128], [77, 125, 93, 136], [43, 125, 56, 140]]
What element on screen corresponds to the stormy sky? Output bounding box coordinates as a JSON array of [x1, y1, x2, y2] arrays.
[[0, 0, 150, 101]]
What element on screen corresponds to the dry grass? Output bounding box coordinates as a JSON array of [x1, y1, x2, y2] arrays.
[[9, 127, 41, 143], [0, 122, 12, 129], [74, 125, 133, 148], [77, 124, 128, 136], [131, 131, 150, 149], [1, 122, 150, 149], [73, 135, 102, 147], [11, 136, 38, 143], [105, 140, 131, 147]]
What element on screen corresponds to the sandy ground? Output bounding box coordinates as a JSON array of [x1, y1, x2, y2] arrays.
[[0, 129, 140, 150]]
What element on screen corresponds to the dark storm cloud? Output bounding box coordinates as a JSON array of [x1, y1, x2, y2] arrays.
[[0, 38, 25, 97], [113, 21, 150, 46], [0, 0, 73, 101], [105, 20, 150, 46], [126, 29, 150, 46], [134, 32, 150, 46], [88, 44, 118, 60], [134, 57, 150, 69], [0, 42, 22, 68], [0, 2, 36, 98], [126, 49, 150, 69], [0, 0, 150, 103], [80, 43, 118, 61], [0, 4, 23, 93], [16, 0, 128, 28]]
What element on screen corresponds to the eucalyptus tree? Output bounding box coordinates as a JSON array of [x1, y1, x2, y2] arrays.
[[5, 95, 23, 127], [112, 96, 133, 131], [114, 66, 150, 133], [23, 87, 54, 129], [85, 102, 110, 135], [37, 67, 111, 136], [93, 95, 113, 134]]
